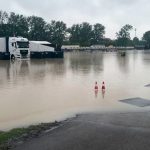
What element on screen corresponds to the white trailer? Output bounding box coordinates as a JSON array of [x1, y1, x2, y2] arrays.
[[30, 41, 64, 59], [0, 37, 30, 60]]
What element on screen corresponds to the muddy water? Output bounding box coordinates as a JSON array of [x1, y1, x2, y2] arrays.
[[0, 51, 150, 130]]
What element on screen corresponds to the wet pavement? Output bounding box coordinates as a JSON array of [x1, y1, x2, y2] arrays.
[[13, 111, 150, 150], [145, 84, 150, 87], [119, 97, 150, 107]]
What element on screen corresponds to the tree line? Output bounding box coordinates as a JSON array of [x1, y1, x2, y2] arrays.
[[0, 10, 150, 48]]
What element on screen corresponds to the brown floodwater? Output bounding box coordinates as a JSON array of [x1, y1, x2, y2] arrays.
[[0, 51, 150, 131]]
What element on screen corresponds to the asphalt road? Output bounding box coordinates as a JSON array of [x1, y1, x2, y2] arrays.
[[13, 111, 150, 150]]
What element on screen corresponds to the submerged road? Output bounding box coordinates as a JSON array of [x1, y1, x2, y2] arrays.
[[13, 111, 150, 150]]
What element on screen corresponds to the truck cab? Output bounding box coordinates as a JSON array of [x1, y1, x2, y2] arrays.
[[9, 37, 30, 59]]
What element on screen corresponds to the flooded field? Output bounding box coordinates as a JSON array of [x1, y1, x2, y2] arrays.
[[0, 51, 150, 131]]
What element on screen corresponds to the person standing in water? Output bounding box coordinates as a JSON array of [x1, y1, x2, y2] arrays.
[[102, 81, 105, 90], [94, 82, 98, 98], [101, 81, 106, 98], [95, 81, 98, 90]]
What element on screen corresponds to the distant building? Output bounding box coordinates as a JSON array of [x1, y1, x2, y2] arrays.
[[134, 45, 145, 50], [108, 45, 114, 48], [62, 45, 80, 51], [90, 45, 105, 49]]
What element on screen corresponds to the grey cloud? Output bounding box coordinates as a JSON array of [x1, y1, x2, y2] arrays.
[[0, 0, 149, 38]]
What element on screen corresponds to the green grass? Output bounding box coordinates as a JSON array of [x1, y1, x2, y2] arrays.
[[0, 122, 59, 147], [0, 128, 27, 144]]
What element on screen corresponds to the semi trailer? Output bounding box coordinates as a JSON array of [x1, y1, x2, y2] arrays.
[[0, 37, 30, 60], [30, 41, 64, 59]]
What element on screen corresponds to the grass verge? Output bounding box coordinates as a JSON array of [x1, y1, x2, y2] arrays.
[[0, 122, 60, 149]]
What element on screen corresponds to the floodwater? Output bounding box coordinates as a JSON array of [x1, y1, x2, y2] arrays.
[[0, 51, 150, 131]]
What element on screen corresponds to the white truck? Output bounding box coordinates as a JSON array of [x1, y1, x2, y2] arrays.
[[0, 37, 30, 60], [30, 41, 64, 59]]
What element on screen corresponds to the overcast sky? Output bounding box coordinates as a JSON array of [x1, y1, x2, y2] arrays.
[[0, 0, 149, 39]]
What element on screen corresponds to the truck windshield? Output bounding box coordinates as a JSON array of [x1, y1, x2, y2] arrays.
[[17, 42, 29, 48]]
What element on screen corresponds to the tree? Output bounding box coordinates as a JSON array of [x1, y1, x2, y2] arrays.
[[143, 31, 150, 49], [133, 37, 139, 46], [91, 23, 105, 45], [68, 22, 105, 46], [103, 38, 115, 47], [68, 24, 81, 45], [79, 22, 92, 46], [8, 12, 28, 37], [48, 20, 66, 47], [0, 10, 8, 24], [68, 22, 106, 46], [116, 24, 133, 47], [27, 16, 46, 40], [0, 11, 9, 37], [0, 12, 29, 37]]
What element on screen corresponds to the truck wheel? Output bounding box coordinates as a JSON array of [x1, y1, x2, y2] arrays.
[[11, 55, 15, 60]]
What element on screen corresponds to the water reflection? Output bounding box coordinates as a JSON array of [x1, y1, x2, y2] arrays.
[[142, 50, 150, 65], [116, 53, 130, 73], [0, 51, 150, 131], [0, 61, 11, 85], [94, 89, 98, 98], [0, 59, 67, 89], [101, 89, 105, 99], [68, 52, 104, 75]]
